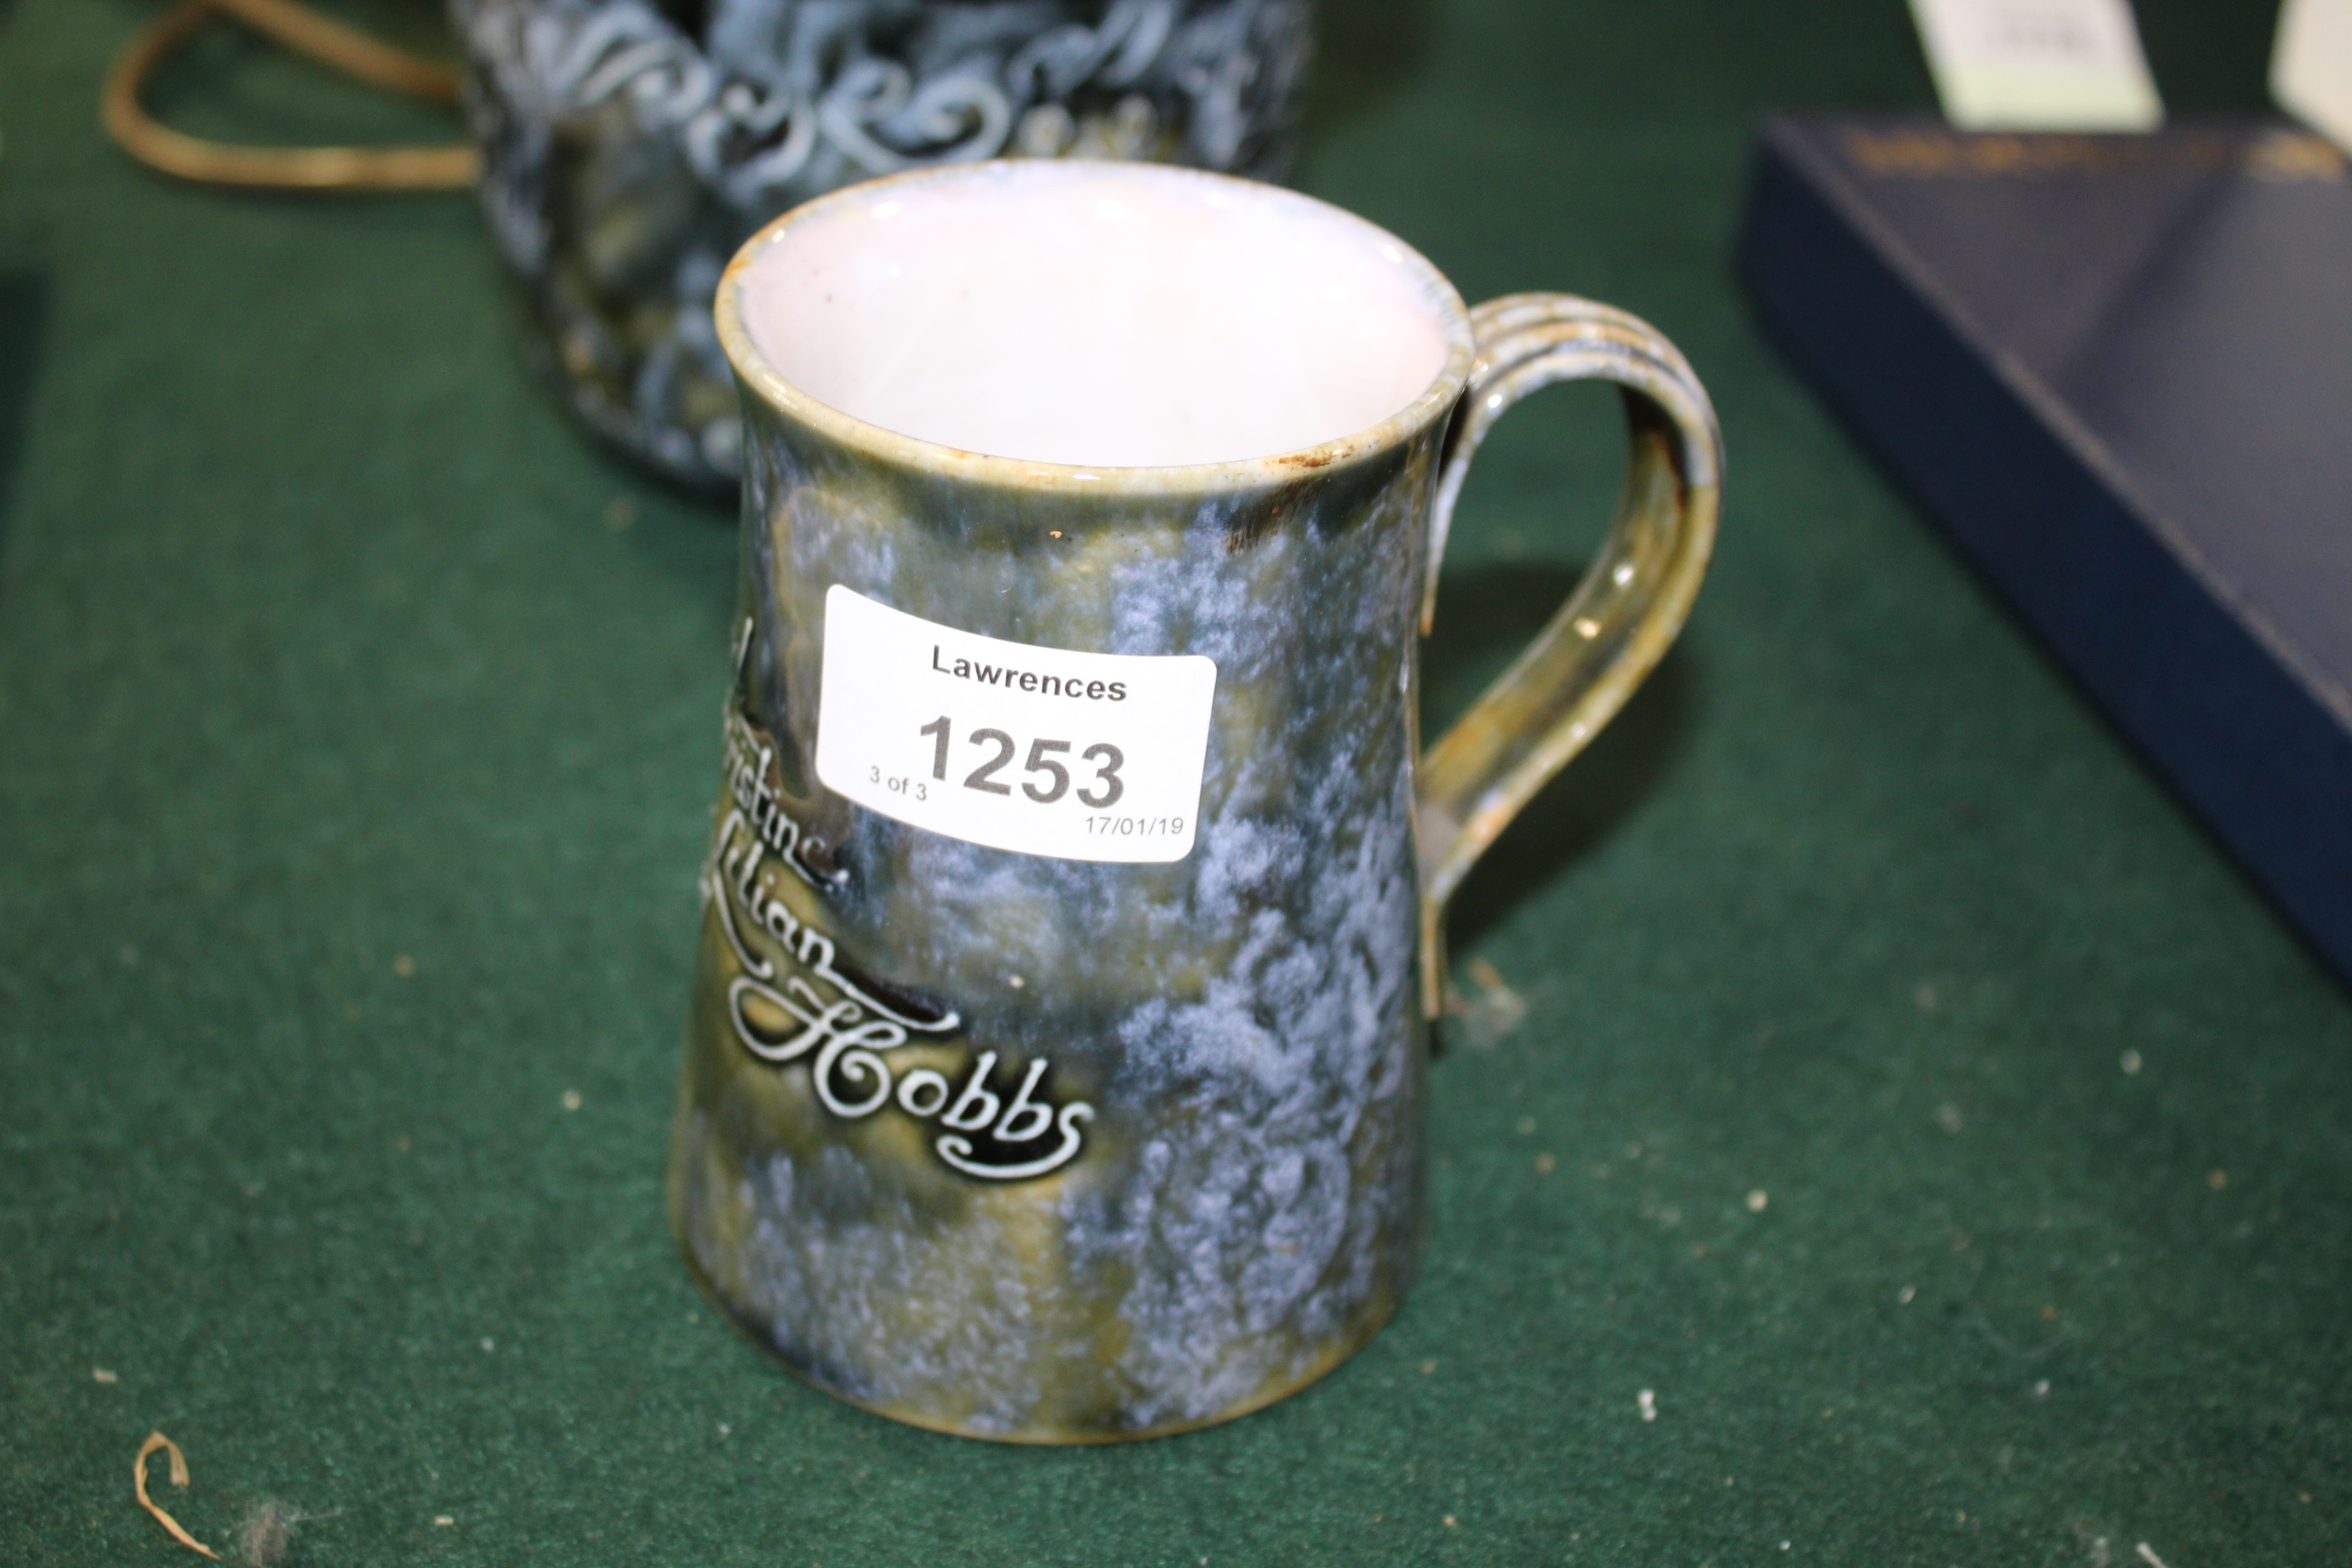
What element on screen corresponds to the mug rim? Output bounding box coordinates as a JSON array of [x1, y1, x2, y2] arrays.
[[713, 159, 1476, 494]]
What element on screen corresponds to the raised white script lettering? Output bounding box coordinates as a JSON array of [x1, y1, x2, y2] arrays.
[[704, 681, 1094, 1182]]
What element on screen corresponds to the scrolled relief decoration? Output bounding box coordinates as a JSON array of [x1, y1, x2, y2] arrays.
[[451, 0, 1315, 490]]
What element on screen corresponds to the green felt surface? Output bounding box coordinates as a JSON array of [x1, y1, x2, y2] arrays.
[[3, 0, 2347, 1562]]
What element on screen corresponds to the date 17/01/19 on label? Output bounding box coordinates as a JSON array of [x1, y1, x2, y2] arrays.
[[890, 717, 1186, 838], [814, 586, 1218, 864]]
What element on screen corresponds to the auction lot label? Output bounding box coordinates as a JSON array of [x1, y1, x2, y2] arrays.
[[814, 586, 1217, 864]]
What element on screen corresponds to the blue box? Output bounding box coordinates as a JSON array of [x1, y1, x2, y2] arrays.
[[1738, 114, 2352, 985]]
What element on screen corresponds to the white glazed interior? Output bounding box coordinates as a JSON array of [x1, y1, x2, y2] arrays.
[[736, 162, 1455, 470]]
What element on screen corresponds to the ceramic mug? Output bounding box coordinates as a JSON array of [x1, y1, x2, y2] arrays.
[[670, 160, 1720, 1442]]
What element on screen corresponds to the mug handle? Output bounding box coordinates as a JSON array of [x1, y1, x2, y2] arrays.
[[1416, 294, 1723, 1019]]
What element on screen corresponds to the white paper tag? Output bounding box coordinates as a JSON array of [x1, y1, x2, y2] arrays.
[[2274, 0, 2352, 156], [813, 585, 1218, 864], [1909, 0, 2164, 131]]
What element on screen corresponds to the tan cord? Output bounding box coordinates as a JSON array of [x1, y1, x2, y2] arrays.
[[133, 1432, 222, 1561], [102, 0, 479, 191], [204, 0, 463, 100]]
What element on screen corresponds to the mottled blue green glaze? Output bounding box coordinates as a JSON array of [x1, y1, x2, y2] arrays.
[[671, 164, 1473, 1442], [668, 162, 1723, 1444]]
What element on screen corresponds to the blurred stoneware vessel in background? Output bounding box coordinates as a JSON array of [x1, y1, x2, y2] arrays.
[[451, 0, 1314, 489]]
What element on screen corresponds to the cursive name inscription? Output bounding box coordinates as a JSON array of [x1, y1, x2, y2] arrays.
[[705, 675, 1094, 1182]]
